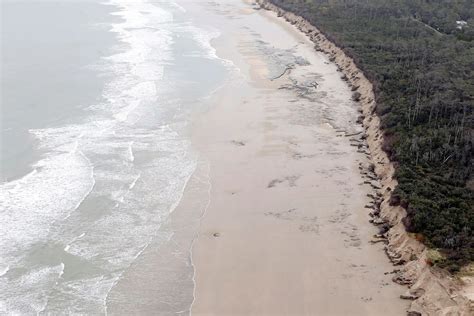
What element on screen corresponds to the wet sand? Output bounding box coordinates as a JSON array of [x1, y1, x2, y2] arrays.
[[189, 2, 408, 315]]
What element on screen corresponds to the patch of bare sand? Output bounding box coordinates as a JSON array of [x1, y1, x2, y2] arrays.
[[189, 3, 409, 314]]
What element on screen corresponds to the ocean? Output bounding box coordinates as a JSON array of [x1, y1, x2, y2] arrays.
[[0, 0, 232, 313]]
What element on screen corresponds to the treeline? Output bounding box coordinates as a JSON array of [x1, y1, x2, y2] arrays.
[[269, 0, 474, 271]]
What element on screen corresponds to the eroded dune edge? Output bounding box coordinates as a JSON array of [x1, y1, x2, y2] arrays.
[[256, 0, 472, 314]]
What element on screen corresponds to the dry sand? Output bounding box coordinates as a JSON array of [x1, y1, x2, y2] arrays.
[[188, 2, 409, 315]]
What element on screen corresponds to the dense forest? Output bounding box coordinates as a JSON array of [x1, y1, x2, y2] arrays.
[[269, 0, 474, 270]]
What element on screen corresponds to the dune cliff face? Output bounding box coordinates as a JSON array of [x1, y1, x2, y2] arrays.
[[256, 1, 473, 314]]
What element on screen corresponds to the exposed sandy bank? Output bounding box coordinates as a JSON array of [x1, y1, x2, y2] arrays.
[[255, 0, 473, 315]]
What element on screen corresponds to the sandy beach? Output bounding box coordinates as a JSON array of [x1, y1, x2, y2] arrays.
[[3, 0, 470, 314], [1, 0, 470, 313], [186, 2, 409, 315]]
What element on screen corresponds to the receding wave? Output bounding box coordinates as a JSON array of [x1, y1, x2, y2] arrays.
[[0, 0, 234, 313]]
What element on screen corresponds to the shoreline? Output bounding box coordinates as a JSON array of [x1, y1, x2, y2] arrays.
[[189, 1, 410, 314], [106, 158, 211, 314], [255, 0, 472, 314]]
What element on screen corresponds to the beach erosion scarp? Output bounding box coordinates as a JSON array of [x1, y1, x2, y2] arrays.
[[255, 0, 473, 315]]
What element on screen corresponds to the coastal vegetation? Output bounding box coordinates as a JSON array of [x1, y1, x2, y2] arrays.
[[269, 0, 474, 270]]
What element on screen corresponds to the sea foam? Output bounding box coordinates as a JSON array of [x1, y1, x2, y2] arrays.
[[0, 0, 229, 313]]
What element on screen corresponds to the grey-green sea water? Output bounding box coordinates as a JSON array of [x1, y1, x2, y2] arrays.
[[0, 0, 231, 313]]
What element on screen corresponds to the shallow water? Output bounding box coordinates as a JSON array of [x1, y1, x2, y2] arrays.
[[1, 0, 231, 313]]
